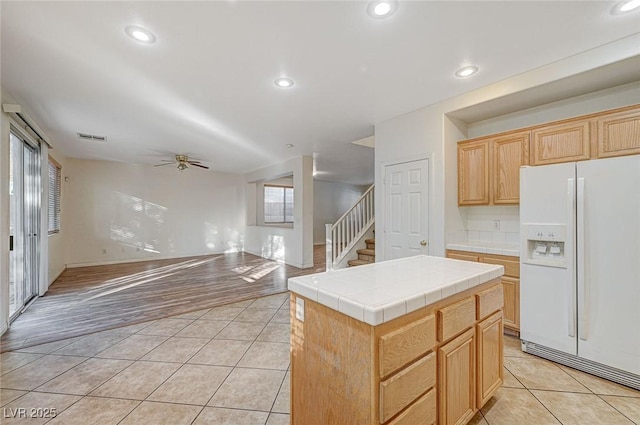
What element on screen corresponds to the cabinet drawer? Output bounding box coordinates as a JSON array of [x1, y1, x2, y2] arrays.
[[379, 314, 436, 378], [438, 297, 476, 342], [446, 251, 480, 262], [380, 352, 436, 423], [481, 255, 519, 278], [476, 284, 504, 320], [386, 388, 436, 425]]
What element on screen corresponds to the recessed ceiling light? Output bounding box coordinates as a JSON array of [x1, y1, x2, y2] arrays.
[[455, 65, 479, 78], [275, 78, 294, 88], [367, 0, 397, 18], [612, 0, 640, 14], [125, 26, 156, 44], [285, 144, 294, 148]]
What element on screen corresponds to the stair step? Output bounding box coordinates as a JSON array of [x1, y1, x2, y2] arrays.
[[348, 259, 373, 267], [357, 248, 375, 256], [365, 238, 375, 250]]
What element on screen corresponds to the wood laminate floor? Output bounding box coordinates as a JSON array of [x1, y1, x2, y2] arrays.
[[0, 249, 326, 353]]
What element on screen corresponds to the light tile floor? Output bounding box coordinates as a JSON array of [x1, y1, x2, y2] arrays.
[[1, 292, 639, 425]]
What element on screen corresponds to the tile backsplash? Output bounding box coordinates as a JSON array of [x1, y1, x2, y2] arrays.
[[457, 206, 520, 245]]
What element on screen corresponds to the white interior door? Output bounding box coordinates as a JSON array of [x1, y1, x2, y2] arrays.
[[576, 155, 640, 375], [384, 159, 429, 260]]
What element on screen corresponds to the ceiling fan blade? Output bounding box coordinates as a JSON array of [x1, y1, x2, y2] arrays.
[[159, 159, 174, 162], [190, 163, 210, 169], [154, 163, 174, 167], [187, 160, 202, 165]]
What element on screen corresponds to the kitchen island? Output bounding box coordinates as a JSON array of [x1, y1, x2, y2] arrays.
[[287, 255, 505, 425]]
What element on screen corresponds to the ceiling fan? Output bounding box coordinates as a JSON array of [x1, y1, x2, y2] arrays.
[[154, 154, 210, 171]]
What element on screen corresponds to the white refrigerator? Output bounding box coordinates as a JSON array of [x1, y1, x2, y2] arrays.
[[520, 155, 640, 390]]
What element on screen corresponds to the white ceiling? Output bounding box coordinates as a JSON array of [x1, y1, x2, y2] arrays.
[[2, 1, 639, 185]]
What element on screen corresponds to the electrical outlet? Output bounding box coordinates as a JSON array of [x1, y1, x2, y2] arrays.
[[102, 248, 107, 255], [493, 220, 500, 230]]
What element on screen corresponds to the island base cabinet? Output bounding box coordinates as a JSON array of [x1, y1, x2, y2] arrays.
[[290, 278, 504, 425], [438, 328, 476, 425], [477, 312, 504, 407]]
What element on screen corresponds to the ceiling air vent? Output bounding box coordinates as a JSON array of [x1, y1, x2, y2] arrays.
[[77, 132, 107, 142]]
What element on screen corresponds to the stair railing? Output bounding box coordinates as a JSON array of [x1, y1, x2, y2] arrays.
[[325, 184, 374, 271]]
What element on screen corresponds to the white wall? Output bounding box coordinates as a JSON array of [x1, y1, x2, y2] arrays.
[[47, 148, 67, 283], [313, 181, 367, 245], [244, 156, 314, 268], [64, 158, 246, 266], [467, 82, 640, 139], [375, 35, 640, 260]]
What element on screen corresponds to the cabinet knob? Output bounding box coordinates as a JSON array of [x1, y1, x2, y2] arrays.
[[420, 240, 428, 246]]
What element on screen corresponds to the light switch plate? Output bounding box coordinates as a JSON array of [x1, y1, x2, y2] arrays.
[[295, 297, 305, 322]]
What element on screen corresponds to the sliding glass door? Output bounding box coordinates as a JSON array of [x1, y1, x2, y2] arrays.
[[9, 131, 40, 321]]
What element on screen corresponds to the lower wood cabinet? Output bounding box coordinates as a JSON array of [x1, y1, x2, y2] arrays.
[[439, 328, 476, 425], [447, 250, 520, 332], [476, 312, 504, 406], [501, 276, 519, 330]]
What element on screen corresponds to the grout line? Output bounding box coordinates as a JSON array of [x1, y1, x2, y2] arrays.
[[526, 388, 564, 424], [595, 394, 639, 425]]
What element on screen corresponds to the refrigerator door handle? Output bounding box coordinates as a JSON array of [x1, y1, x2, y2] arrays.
[[577, 177, 589, 341], [567, 178, 576, 338]]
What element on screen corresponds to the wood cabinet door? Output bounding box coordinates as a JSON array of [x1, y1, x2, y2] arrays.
[[492, 132, 529, 204], [531, 119, 590, 165], [501, 277, 520, 331], [594, 107, 640, 158], [438, 328, 476, 425], [458, 141, 490, 206], [476, 312, 504, 406]]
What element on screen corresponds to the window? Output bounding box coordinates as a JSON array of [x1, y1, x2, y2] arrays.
[[48, 157, 62, 234], [264, 185, 294, 223]]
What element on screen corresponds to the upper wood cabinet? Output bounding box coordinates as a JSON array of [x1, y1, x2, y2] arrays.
[[530, 118, 591, 165], [593, 107, 640, 158], [493, 132, 530, 204], [458, 140, 490, 206], [457, 104, 640, 206], [458, 131, 529, 206]]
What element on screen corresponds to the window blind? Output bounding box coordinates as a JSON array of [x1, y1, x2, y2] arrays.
[[48, 159, 61, 234]]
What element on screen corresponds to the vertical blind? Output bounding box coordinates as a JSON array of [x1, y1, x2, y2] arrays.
[[264, 185, 294, 223], [48, 159, 61, 234]]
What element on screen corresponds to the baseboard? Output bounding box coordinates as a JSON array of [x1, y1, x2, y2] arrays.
[[49, 265, 66, 284], [0, 321, 8, 337]]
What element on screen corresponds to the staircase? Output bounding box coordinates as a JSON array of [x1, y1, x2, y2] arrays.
[[326, 184, 374, 271], [348, 238, 375, 267]]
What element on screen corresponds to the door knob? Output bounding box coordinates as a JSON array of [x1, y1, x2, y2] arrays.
[[420, 240, 428, 246]]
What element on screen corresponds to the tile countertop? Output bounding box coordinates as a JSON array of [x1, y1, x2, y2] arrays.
[[446, 241, 520, 257], [287, 255, 504, 326]]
